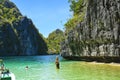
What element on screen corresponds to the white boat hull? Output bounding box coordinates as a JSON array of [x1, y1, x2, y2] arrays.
[[1, 72, 15, 80]]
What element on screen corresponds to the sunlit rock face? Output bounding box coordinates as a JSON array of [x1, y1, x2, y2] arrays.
[[0, 0, 48, 56], [61, 0, 120, 58]]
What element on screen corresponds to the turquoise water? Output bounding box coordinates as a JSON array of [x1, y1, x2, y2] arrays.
[[1, 55, 120, 80]]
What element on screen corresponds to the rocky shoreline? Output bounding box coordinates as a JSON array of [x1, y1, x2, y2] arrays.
[[62, 56, 120, 63]]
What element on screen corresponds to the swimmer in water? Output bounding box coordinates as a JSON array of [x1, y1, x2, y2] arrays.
[[25, 66, 28, 70]]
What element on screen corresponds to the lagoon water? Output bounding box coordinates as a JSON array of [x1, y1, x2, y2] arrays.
[[1, 55, 120, 80]]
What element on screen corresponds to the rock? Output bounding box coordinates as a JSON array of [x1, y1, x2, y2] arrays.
[[60, 0, 120, 59], [3, 0, 16, 8], [12, 16, 48, 55], [0, 22, 20, 56]]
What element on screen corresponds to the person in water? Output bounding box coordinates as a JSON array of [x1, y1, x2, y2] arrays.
[[55, 56, 60, 69], [25, 66, 28, 70]]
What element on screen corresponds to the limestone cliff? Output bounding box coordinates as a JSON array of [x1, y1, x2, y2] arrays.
[[0, 0, 48, 56], [61, 0, 120, 61]]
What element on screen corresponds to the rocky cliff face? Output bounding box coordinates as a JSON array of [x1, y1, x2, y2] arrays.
[[61, 0, 120, 58], [0, 0, 48, 56], [12, 17, 48, 55]]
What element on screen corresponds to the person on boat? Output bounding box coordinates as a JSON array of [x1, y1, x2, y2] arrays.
[[55, 56, 60, 69], [1, 63, 5, 71], [1, 68, 10, 77]]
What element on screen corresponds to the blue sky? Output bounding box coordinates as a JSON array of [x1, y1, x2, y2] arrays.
[[11, 0, 71, 37]]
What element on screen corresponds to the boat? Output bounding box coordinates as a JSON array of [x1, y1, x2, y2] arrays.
[[0, 59, 15, 80]]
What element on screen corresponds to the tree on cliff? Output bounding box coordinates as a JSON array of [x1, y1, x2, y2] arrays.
[[65, 0, 85, 34]]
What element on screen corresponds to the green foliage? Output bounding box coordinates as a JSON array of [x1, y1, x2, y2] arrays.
[[0, 0, 22, 23], [0, 0, 23, 39], [68, 0, 84, 15], [65, 12, 85, 33], [46, 29, 64, 54], [65, 0, 85, 34]]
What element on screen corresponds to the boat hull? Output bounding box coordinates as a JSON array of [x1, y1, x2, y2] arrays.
[[1, 73, 15, 80]]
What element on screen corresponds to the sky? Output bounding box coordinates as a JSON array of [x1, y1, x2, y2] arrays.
[[11, 0, 71, 37]]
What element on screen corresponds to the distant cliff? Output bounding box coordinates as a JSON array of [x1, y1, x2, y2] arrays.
[[0, 0, 48, 56], [61, 0, 120, 61], [46, 29, 64, 54]]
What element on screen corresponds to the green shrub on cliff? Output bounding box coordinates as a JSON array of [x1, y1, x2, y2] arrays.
[[68, 0, 84, 15], [0, 0, 22, 23], [65, 0, 86, 34]]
